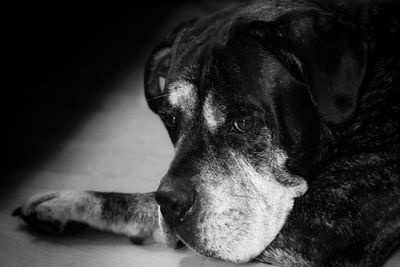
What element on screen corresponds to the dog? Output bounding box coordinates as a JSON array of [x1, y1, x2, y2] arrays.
[[12, 0, 399, 266]]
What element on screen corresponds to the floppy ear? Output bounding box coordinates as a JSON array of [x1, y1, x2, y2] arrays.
[[248, 9, 367, 126], [144, 19, 197, 113]]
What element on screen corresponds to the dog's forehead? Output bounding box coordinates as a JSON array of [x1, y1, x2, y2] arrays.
[[165, 49, 286, 134], [167, 80, 226, 132], [203, 92, 226, 132], [165, 3, 301, 132]]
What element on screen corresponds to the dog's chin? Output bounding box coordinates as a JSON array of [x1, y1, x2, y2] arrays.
[[158, 201, 289, 264], [159, 216, 271, 263], [175, 224, 269, 263]]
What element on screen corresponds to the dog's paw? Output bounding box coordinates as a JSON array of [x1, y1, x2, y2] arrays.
[[12, 191, 88, 234]]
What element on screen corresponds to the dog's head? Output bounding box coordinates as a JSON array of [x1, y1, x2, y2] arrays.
[[144, 2, 366, 263]]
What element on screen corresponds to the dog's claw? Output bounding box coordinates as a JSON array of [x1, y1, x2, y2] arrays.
[[12, 207, 22, 217]]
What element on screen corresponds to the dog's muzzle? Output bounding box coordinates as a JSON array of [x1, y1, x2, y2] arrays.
[[154, 151, 308, 263]]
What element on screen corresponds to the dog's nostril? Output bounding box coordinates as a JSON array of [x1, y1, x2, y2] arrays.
[[155, 190, 194, 226]]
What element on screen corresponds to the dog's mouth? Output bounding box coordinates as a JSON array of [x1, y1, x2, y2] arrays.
[[158, 202, 203, 250], [157, 204, 194, 249], [158, 207, 182, 248]]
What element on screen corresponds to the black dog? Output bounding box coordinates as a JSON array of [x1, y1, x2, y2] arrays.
[[13, 0, 400, 266]]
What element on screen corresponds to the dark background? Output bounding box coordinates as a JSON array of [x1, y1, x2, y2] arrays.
[[2, 1, 234, 172]]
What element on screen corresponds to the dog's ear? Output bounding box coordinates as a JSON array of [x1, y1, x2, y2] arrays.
[[144, 19, 197, 113], [248, 10, 367, 126]]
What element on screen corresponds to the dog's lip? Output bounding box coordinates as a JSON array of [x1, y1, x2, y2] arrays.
[[161, 209, 197, 249], [167, 209, 205, 251], [162, 222, 194, 250], [174, 228, 199, 252]]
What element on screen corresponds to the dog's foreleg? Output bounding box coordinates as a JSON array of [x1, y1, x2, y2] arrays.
[[12, 191, 163, 245]]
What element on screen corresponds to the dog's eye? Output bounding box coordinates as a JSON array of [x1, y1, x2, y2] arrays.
[[162, 114, 177, 129], [232, 116, 255, 133]]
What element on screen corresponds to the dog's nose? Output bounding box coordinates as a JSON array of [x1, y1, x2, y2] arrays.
[[155, 189, 195, 226]]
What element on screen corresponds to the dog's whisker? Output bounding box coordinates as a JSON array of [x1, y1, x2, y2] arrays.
[[147, 93, 173, 102]]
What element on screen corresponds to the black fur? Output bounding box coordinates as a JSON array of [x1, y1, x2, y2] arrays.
[[144, 0, 399, 265]]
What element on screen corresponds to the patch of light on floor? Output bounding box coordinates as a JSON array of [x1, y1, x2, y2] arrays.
[[26, 64, 174, 193]]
